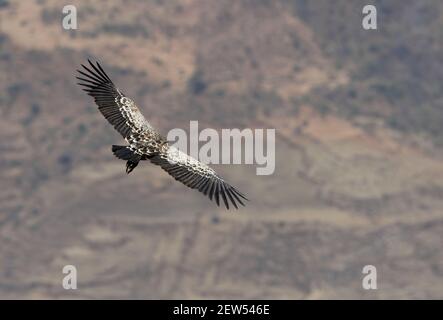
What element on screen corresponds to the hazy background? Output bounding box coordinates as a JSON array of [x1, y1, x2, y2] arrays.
[[1, 0, 443, 299]]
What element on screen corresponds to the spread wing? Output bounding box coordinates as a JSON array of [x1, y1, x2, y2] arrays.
[[76, 60, 152, 138], [150, 146, 248, 210]]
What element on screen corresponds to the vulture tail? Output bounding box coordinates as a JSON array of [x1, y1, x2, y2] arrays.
[[112, 145, 135, 161]]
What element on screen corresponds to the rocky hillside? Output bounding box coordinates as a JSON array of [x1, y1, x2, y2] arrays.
[[0, 0, 442, 299]]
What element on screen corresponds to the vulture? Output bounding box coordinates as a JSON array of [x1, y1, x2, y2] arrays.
[[76, 60, 247, 209]]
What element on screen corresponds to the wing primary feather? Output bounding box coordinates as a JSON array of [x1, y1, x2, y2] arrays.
[[229, 187, 245, 206], [81, 64, 108, 83], [214, 181, 220, 206], [182, 172, 196, 185], [208, 180, 216, 200], [219, 182, 229, 209], [176, 170, 192, 181], [77, 69, 103, 83], [202, 179, 212, 195], [189, 175, 204, 189], [225, 187, 238, 209], [194, 176, 207, 190], [95, 61, 114, 82], [232, 187, 249, 201], [76, 76, 103, 87], [89, 60, 112, 84]]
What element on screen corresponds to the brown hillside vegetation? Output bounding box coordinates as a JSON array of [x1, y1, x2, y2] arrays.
[[0, 0, 442, 299]]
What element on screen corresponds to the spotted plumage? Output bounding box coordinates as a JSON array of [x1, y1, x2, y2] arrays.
[[77, 60, 247, 209]]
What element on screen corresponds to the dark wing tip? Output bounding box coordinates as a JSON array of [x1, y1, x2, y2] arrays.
[[77, 59, 114, 85], [215, 180, 247, 210]]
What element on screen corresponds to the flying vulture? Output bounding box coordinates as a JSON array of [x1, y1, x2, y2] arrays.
[[77, 60, 247, 209]]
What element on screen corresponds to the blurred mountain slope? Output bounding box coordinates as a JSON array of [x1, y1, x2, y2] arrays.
[[0, 0, 442, 299]]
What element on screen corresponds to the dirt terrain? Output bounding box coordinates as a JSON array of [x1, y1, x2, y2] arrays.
[[0, 0, 442, 299]]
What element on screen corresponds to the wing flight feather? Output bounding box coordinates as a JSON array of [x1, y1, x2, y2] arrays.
[[150, 146, 248, 209], [76, 60, 151, 138]]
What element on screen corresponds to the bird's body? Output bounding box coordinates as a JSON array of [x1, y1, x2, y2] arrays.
[[77, 60, 247, 209]]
